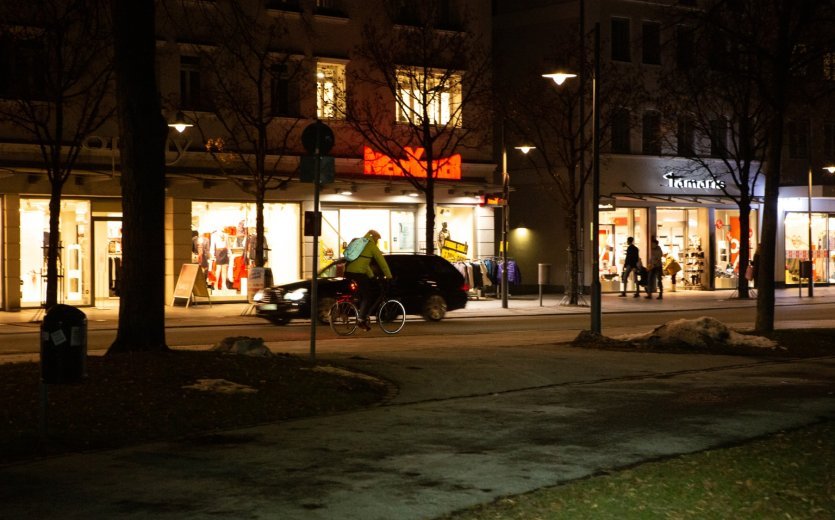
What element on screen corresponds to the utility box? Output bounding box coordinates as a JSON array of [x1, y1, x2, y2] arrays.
[[40, 305, 87, 384], [538, 263, 552, 285]]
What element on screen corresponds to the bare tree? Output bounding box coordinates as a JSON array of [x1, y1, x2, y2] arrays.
[[345, 1, 492, 255], [0, 0, 113, 308], [686, 0, 835, 332], [107, 0, 169, 353], [170, 0, 308, 268], [657, 15, 771, 300]]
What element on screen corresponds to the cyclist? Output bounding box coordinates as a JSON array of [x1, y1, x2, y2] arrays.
[[344, 229, 393, 330]]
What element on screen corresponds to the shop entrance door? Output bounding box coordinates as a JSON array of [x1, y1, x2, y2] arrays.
[[93, 219, 122, 307]]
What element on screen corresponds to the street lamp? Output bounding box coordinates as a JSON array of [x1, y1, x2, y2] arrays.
[[543, 22, 601, 334], [500, 137, 535, 309], [807, 163, 835, 297], [167, 111, 193, 133]]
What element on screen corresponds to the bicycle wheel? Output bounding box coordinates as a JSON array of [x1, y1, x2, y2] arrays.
[[377, 299, 406, 334], [329, 301, 359, 336]]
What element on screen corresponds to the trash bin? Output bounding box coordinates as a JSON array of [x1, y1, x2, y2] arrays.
[[40, 304, 87, 384]]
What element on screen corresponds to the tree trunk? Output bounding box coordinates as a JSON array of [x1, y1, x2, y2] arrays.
[[255, 191, 265, 267], [45, 179, 65, 308], [108, 0, 168, 354], [566, 208, 581, 305], [755, 115, 783, 332], [736, 197, 752, 299]]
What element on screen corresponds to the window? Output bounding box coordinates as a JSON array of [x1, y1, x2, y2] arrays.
[[317, 62, 346, 119], [642, 111, 662, 155], [265, 0, 301, 11], [676, 26, 694, 69], [710, 118, 728, 158], [677, 116, 695, 157], [824, 52, 835, 81], [824, 122, 835, 159], [611, 108, 631, 154], [315, 0, 347, 16], [787, 119, 810, 159], [270, 63, 299, 117], [0, 36, 46, 100], [180, 56, 212, 111], [396, 69, 462, 126], [611, 18, 631, 62], [642, 22, 661, 65]]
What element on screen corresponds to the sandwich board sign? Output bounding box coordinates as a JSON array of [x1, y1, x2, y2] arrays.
[[171, 264, 211, 307]]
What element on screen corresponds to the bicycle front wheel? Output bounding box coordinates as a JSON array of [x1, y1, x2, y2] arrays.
[[377, 299, 406, 334], [329, 301, 359, 336]]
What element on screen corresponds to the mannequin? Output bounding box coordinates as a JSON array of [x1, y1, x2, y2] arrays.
[[213, 233, 229, 290]]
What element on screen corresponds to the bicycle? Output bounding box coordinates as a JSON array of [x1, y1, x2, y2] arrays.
[[329, 280, 406, 336]]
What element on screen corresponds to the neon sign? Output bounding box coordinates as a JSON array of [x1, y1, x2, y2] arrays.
[[663, 172, 726, 190], [363, 146, 461, 180]]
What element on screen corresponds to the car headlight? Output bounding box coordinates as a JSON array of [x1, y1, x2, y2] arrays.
[[283, 288, 308, 301], [253, 290, 264, 302]]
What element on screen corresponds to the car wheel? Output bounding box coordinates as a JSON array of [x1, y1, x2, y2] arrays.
[[421, 294, 447, 321], [317, 296, 336, 324], [267, 315, 289, 326]]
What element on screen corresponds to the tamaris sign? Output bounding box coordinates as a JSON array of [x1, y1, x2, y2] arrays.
[[363, 146, 461, 180]]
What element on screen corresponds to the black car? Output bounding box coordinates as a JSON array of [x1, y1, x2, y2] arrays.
[[254, 254, 469, 325]]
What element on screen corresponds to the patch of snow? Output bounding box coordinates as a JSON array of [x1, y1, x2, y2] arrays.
[[616, 316, 778, 350], [212, 336, 272, 357], [183, 378, 258, 394], [305, 365, 386, 385]]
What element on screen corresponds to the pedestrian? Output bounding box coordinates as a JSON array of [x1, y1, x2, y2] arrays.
[[619, 236, 641, 297], [663, 253, 681, 292], [646, 237, 664, 300]]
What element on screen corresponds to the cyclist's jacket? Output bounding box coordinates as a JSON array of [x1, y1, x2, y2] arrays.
[[345, 232, 393, 279]]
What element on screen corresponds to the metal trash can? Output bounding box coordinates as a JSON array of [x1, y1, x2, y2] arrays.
[[40, 304, 87, 384]]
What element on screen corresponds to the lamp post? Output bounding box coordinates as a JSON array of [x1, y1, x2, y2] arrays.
[[500, 134, 534, 309], [542, 21, 601, 334]]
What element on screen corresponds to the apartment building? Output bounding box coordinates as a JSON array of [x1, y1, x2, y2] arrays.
[[493, 0, 834, 293], [0, 0, 497, 310]]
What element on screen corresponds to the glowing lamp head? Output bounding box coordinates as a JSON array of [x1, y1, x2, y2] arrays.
[[542, 72, 577, 86]]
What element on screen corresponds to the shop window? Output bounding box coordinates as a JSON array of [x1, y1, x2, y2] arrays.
[[315, 0, 347, 17], [20, 198, 90, 307], [317, 61, 346, 119], [785, 211, 827, 285], [191, 201, 300, 295], [642, 110, 662, 155], [270, 62, 300, 117], [611, 18, 631, 63], [642, 21, 661, 65], [611, 107, 631, 154], [787, 119, 810, 159], [396, 69, 462, 126]]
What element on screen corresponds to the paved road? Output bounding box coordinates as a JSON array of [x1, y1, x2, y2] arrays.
[[1, 294, 833, 518]]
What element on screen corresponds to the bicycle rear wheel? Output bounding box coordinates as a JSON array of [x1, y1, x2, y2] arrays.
[[329, 301, 359, 336], [377, 299, 406, 334]]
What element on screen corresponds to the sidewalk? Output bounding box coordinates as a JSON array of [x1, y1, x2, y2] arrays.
[[1, 286, 832, 327]]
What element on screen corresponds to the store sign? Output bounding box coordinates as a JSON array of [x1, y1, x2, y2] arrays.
[[363, 146, 461, 180], [480, 193, 505, 206], [663, 172, 726, 190]]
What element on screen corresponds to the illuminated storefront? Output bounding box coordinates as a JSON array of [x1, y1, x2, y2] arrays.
[[599, 208, 647, 291], [191, 201, 301, 299], [783, 211, 832, 285], [20, 198, 91, 307]]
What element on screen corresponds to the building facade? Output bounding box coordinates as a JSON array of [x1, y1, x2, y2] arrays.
[[493, 0, 834, 294], [0, 0, 499, 311]]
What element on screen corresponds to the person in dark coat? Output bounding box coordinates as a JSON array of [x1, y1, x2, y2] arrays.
[[619, 237, 641, 297]]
